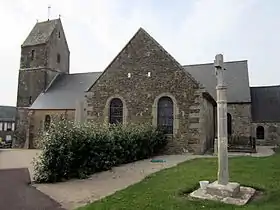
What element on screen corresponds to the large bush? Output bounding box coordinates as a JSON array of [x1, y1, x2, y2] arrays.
[[33, 120, 167, 183]]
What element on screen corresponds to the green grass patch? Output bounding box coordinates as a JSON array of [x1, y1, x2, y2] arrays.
[[77, 152, 280, 210]]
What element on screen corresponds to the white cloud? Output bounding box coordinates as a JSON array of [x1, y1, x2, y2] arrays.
[[163, 0, 256, 63], [0, 0, 279, 106]]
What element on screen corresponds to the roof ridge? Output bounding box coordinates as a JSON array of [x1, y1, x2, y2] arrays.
[[22, 18, 59, 47], [37, 18, 60, 24], [0, 105, 16, 108], [44, 73, 62, 93], [250, 84, 280, 88], [69, 71, 103, 75]]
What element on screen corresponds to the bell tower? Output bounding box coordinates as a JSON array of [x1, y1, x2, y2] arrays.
[[16, 18, 70, 108]]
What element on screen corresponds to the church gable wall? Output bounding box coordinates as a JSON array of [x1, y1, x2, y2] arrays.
[[86, 29, 202, 154]]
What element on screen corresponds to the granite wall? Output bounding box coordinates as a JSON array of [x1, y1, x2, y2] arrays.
[[25, 109, 75, 148], [85, 28, 202, 154], [227, 103, 252, 137], [252, 122, 280, 146]]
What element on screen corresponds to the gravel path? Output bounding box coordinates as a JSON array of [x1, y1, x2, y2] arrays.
[[34, 154, 199, 209]]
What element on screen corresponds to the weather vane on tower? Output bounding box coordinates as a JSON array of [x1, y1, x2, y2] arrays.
[[48, 5, 51, 21]]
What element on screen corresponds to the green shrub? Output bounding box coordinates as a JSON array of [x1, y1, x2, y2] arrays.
[[33, 120, 167, 183]]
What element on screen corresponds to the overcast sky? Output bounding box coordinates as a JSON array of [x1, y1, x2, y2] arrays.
[[0, 0, 279, 106]]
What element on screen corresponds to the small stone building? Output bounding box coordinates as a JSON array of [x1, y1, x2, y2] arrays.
[[15, 18, 280, 154], [0, 106, 16, 146]]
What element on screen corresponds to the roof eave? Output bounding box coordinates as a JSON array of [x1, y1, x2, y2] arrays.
[[21, 42, 47, 48]]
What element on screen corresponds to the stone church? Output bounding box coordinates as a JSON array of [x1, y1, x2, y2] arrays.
[[15, 18, 280, 154]]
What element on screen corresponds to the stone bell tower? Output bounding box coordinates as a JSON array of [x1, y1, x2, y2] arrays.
[[15, 17, 70, 148]]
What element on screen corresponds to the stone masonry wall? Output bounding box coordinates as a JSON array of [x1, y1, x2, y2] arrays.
[[252, 122, 280, 146], [199, 93, 215, 153], [15, 69, 59, 147], [20, 44, 48, 69], [86, 28, 200, 154], [227, 103, 252, 137], [188, 90, 215, 154], [29, 109, 75, 148], [15, 19, 70, 148], [17, 19, 69, 108], [13, 108, 29, 148], [20, 21, 69, 73], [16, 69, 59, 107], [48, 23, 70, 73]]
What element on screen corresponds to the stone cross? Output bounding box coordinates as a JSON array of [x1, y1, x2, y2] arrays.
[[214, 54, 229, 185]]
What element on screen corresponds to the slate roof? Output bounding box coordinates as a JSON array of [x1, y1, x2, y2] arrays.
[[251, 85, 280, 122], [183, 60, 251, 103], [0, 106, 16, 121], [31, 72, 102, 109], [22, 19, 59, 47]]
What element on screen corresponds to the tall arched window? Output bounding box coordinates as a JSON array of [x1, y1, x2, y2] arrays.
[[256, 126, 264, 139], [109, 98, 123, 124], [44, 115, 51, 130], [157, 96, 173, 134], [57, 53, 61, 63], [227, 113, 232, 136]]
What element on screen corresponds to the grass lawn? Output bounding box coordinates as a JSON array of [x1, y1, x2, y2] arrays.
[[77, 151, 280, 210]]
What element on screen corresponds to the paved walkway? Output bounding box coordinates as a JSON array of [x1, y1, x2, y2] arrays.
[[0, 146, 275, 210], [0, 149, 41, 179], [0, 167, 64, 210], [34, 154, 199, 209]]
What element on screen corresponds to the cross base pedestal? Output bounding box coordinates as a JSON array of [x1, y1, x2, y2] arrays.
[[206, 181, 240, 197], [189, 181, 256, 206]]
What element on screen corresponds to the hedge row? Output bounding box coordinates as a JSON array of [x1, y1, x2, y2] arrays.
[[33, 120, 167, 183]]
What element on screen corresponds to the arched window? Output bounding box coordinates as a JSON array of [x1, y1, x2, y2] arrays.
[[29, 96, 32, 105], [44, 115, 51, 130], [57, 53, 61, 63], [227, 113, 232, 136], [256, 126, 264, 139], [109, 98, 123, 124], [157, 96, 173, 134]]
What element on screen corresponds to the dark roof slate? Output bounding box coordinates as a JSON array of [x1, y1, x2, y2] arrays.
[[31, 72, 102, 109], [251, 85, 280, 122], [183, 60, 251, 103], [22, 19, 59, 47], [0, 106, 16, 121]]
